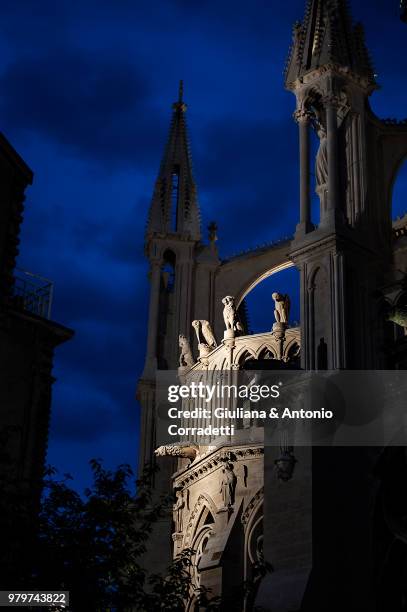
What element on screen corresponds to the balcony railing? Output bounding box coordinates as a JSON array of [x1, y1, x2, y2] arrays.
[[11, 269, 54, 320]]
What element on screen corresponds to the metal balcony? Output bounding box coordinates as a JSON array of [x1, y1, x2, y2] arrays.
[[11, 269, 54, 319]]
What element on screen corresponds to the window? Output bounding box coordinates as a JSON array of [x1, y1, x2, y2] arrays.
[[171, 166, 180, 231]]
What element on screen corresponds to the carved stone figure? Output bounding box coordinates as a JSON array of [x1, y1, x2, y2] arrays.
[[315, 124, 328, 189], [173, 490, 185, 533], [274, 448, 297, 482], [179, 334, 194, 367], [192, 319, 217, 348], [155, 443, 199, 461], [201, 320, 217, 348], [219, 463, 237, 508], [272, 292, 291, 324], [222, 296, 244, 334], [192, 320, 201, 344]]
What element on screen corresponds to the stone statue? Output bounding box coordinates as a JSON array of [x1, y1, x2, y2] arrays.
[[222, 296, 244, 334], [272, 292, 290, 324], [201, 320, 217, 348], [155, 442, 199, 462], [315, 124, 328, 190], [179, 334, 194, 368], [219, 463, 237, 508], [192, 320, 201, 344], [192, 319, 217, 348], [173, 490, 185, 533]]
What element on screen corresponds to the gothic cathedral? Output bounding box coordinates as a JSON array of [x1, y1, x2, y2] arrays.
[[137, 1, 407, 609]]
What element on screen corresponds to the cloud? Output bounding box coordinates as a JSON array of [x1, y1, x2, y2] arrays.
[[194, 116, 299, 255], [0, 49, 164, 168], [4, 0, 406, 491]]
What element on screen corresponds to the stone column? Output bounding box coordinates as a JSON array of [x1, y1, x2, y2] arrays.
[[307, 283, 315, 370], [294, 110, 313, 237], [333, 251, 347, 369]]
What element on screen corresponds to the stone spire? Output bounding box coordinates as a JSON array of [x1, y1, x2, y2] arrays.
[[285, 0, 375, 89], [146, 81, 201, 241]]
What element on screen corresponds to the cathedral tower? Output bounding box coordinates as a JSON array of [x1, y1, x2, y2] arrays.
[[286, 0, 390, 370], [138, 83, 203, 469], [284, 3, 407, 609]]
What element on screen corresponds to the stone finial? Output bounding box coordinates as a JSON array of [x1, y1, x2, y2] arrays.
[[147, 80, 200, 241], [208, 221, 218, 244], [284, 0, 376, 89], [172, 80, 187, 112]]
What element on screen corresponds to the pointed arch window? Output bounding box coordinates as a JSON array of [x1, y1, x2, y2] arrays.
[[171, 165, 180, 231], [161, 249, 176, 293]]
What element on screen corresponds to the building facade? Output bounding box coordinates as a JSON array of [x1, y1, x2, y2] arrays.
[[0, 131, 73, 578], [138, 1, 407, 609]]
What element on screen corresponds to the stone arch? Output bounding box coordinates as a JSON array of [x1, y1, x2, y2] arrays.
[[258, 345, 277, 360], [379, 127, 407, 221], [191, 522, 215, 589], [308, 262, 327, 289], [184, 492, 218, 547], [236, 261, 294, 307], [235, 346, 257, 366], [242, 487, 264, 530], [242, 488, 265, 604], [284, 336, 301, 362], [390, 157, 407, 220], [213, 241, 295, 340]]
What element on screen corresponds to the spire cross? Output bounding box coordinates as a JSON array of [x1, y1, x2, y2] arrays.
[[173, 80, 187, 112]]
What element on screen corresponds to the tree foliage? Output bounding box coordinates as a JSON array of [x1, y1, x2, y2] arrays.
[[1, 459, 222, 611], [1, 458, 270, 611]]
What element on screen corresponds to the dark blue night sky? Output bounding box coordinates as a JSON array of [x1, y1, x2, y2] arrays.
[[2, 0, 406, 490]]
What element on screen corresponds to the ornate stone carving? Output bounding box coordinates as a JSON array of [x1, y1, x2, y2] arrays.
[[184, 493, 218, 546], [192, 320, 217, 349], [155, 442, 199, 461], [315, 124, 328, 191], [174, 446, 264, 490], [173, 490, 185, 533], [222, 295, 243, 334], [274, 447, 297, 482], [179, 334, 194, 368], [241, 487, 264, 527], [219, 463, 237, 508], [201, 320, 217, 348], [272, 292, 290, 324], [293, 108, 312, 124]]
